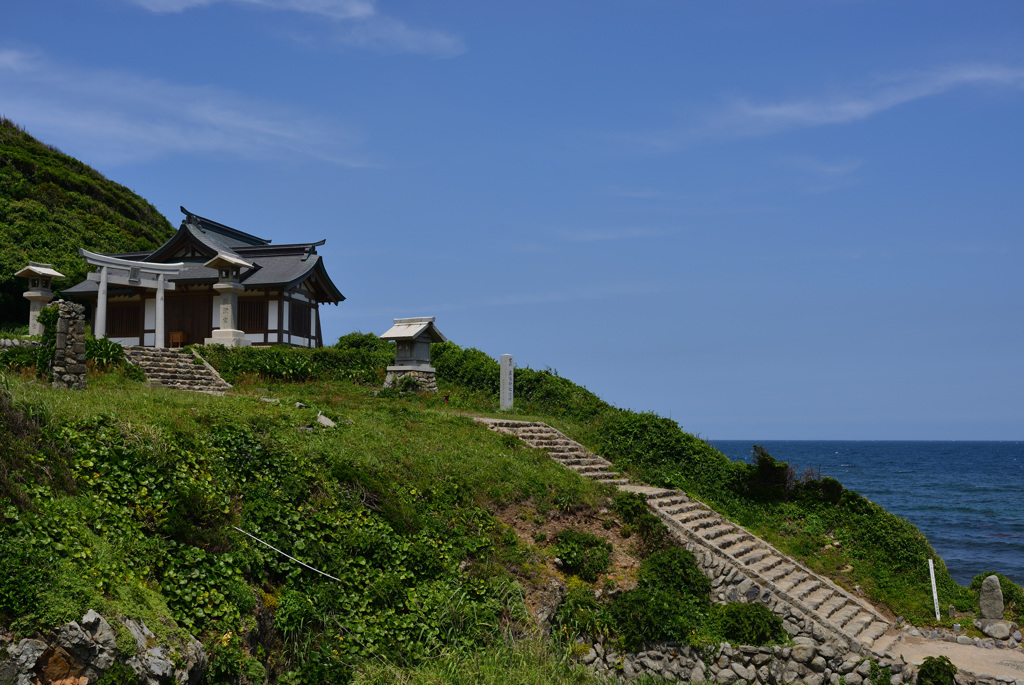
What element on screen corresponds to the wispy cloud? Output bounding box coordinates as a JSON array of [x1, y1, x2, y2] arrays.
[[559, 227, 672, 243], [0, 47, 372, 167], [636, 64, 1024, 150], [124, 0, 465, 57]]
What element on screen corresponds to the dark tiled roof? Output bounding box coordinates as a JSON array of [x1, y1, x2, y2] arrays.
[[64, 208, 345, 303]]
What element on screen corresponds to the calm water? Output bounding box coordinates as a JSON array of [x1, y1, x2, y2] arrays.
[[712, 441, 1024, 587]]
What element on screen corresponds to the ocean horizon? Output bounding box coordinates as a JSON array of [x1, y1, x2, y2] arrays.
[[711, 440, 1024, 588]]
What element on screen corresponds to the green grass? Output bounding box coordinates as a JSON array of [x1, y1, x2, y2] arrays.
[[3, 336, 1021, 684]]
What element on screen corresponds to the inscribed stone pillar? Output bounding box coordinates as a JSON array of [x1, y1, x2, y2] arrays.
[[500, 354, 514, 411], [204, 281, 251, 347]]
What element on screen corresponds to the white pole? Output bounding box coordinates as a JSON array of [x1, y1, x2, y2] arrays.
[[154, 273, 165, 348], [95, 266, 108, 339], [500, 354, 514, 411], [928, 559, 940, 622]]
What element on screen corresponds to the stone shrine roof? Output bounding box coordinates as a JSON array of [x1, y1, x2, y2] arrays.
[[380, 317, 447, 343]]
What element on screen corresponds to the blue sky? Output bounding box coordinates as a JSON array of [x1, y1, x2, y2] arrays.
[[4, 1, 1023, 439]]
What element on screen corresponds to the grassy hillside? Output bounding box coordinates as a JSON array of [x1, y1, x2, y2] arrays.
[[0, 118, 175, 328], [3, 337, 1022, 685]]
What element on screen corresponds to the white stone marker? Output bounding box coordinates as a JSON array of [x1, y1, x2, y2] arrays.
[[500, 354, 514, 411], [928, 558, 940, 622]]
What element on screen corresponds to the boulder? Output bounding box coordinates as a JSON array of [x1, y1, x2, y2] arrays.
[[980, 575, 1004, 619], [973, 618, 1015, 640]]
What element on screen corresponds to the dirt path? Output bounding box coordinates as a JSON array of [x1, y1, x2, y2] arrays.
[[892, 635, 1024, 682]]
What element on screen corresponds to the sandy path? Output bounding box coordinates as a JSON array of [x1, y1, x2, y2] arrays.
[[892, 635, 1024, 682]]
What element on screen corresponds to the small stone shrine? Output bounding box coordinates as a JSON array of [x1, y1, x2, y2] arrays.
[[51, 300, 88, 390], [16, 262, 65, 335], [379, 317, 446, 393]]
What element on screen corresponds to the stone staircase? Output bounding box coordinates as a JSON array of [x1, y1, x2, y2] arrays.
[[475, 417, 896, 652], [123, 346, 232, 395]]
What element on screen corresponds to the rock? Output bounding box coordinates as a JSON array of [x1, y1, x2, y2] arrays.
[[792, 638, 816, 664], [317, 412, 336, 428], [957, 635, 972, 645], [975, 618, 1013, 640], [845, 673, 864, 685], [1014, 630, 1023, 642], [731, 662, 756, 681], [810, 656, 828, 673], [261, 398, 280, 404], [716, 667, 739, 684], [980, 575, 1004, 619], [294, 401, 307, 408]]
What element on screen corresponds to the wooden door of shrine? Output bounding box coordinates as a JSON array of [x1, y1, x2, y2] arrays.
[[165, 294, 211, 347]]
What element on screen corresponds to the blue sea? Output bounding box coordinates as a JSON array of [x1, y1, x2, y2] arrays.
[[712, 441, 1024, 587]]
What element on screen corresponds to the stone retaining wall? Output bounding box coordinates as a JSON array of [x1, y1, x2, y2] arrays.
[[579, 634, 1024, 685]]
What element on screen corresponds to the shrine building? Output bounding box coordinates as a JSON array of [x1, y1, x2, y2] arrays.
[[64, 207, 344, 348]]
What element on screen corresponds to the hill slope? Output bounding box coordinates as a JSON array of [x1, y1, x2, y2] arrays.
[[0, 118, 175, 326]]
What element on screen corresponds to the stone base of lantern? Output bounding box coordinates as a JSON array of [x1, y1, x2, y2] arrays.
[[204, 328, 252, 348], [384, 367, 437, 393]]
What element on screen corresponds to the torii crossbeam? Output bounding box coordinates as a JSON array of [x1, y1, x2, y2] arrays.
[[79, 249, 184, 348]]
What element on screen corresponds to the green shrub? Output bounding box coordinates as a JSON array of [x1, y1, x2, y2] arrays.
[[715, 602, 784, 645], [611, 492, 670, 556], [85, 337, 125, 368], [551, 578, 603, 641], [917, 655, 957, 685], [97, 662, 138, 685], [553, 529, 612, 582], [604, 586, 706, 652], [637, 548, 710, 599], [0, 345, 38, 370]]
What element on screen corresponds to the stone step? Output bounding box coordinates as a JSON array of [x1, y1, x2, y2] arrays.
[[791, 578, 822, 600], [765, 564, 796, 583], [831, 604, 861, 628], [736, 548, 772, 566], [775, 573, 809, 594], [804, 588, 834, 611], [860, 621, 890, 643], [820, 595, 847, 619]]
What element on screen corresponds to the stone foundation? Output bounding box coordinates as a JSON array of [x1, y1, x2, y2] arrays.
[[51, 300, 88, 390], [383, 369, 438, 393]]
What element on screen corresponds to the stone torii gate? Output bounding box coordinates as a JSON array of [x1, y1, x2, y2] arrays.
[[79, 249, 184, 348]]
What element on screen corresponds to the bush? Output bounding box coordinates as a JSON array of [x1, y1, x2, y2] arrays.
[[0, 345, 37, 370], [553, 529, 612, 582], [85, 337, 125, 368], [637, 548, 710, 600], [917, 655, 957, 685], [604, 586, 706, 652], [550, 577, 602, 642], [611, 492, 670, 556], [715, 602, 784, 645]]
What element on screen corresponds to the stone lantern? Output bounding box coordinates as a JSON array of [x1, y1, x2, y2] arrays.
[[379, 317, 447, 392], [16, 262, 65, 335], [203, 253, 253, 348]]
